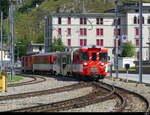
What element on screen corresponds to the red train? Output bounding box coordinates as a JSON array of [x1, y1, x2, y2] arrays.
[[21, 45, 109, 81]]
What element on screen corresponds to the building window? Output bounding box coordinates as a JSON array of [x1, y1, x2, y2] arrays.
[[80, 17, 87, 25], [80, 18, 83, 24], [68, 39, 71, 47], [114, 18, 120, 25], [100, 29, 103, 36], [84, 39, 87, 46], [67, 28, 71, 36], [135, 9, 139, 13], [100, 18, 103, 25], [80, 28, 87, 36], [96, 18, 100, 24], [80, 39, 83, 46], [80, 39, 87, 46], [114, 39, 120, 47], [58, 28, 61, 35], [142, 16, 144, 24], [114, 28, 121, 36], [136, 39, 139, 47], [117, 18, 121, 25], [96, 28, 103, 36], [84, 28, 87, 36], [148, 17, 150, 24], [39, 46, 42, 51], [96, 29, 99, 36], [118, 29, 121, 35], [96, 18, 103, 25], [96, 39, 103, 46], [58, 17, 61, 24], [118, 39, 121, 47], [137, 16, 144, 24], [135, 28, 139, 36], [68, 17, 71, 24], [134, 16, 137, 24], [80, 28, 83, 36]]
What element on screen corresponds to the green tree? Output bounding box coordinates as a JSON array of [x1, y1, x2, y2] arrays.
[[51, 37, 66, 52], [0, 0, 9, 19], [121, 40, 136, 57]]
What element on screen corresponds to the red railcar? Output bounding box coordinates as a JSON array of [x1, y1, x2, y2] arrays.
[[71, 45, 108, 80], [32, 53, 56, 74], [21, 45, 109, 81], [21, 55, 33, 73]]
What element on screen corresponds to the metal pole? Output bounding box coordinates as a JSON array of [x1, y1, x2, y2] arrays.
[[115, 0, 119, 78], [9, 1, 15, 80], [139, 0, 143, 83], [1, 12, 3, 72], [44, 16, 46, 53]]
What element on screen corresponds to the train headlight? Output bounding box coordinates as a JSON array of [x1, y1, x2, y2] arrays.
[[100, 63, 105, 66], [83, 63, 88, 66]]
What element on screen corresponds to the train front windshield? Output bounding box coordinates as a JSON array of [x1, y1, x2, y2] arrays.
[[81, 52, 89, 61], [99, 52, 108, 62], [92, 53, 96, 61]]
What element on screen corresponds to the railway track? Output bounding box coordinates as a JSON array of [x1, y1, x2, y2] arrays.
[[6, 80, 149, 112], [101, 81, 149, 112], [0, 81, 90, 101], [7, 82, 116, 112], [8, 75, 47, 87]]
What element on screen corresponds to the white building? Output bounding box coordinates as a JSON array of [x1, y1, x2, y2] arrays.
[[44, 2, 150, 61], [0, 47, 11, 69]]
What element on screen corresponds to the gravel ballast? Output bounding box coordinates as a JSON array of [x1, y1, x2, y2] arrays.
[[0, 75, 150, 112]]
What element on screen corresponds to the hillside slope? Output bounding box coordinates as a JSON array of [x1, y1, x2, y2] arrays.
[[5, 0, 150, 44]]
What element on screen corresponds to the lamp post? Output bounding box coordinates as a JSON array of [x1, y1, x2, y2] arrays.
[[1, 12, 3, 72], [139, 0, 143, 83], [9, 0, 15, 80], [115, 0, 119, 78]]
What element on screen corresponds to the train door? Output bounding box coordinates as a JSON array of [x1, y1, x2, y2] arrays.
[[54, 53, 62, 75], [62, 55, 67, 76]]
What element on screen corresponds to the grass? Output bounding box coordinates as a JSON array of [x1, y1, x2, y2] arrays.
[[7, 75, 24, 83], [118, 66, 136, 71]]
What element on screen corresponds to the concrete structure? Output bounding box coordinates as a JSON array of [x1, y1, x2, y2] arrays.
[[118, 57, 135, 68], [44, 2, 150, 62], [0, 47, 11, 69], [26, 41, 44, 55]]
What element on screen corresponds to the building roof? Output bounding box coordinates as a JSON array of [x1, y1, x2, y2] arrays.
[[49, 12, 125, 17], [105, 2, 150, 13]]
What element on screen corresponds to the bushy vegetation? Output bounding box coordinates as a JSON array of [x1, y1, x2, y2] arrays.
[[121, 41, 136, 57], [51, 37, 67, 52]]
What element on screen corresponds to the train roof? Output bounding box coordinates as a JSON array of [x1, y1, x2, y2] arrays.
[[32, 52, 58, 56], [80, 45, 106, 50]]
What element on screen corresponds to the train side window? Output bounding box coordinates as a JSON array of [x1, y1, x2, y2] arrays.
[[99, 52, 107, 61], [92, 53, 96, 61]]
